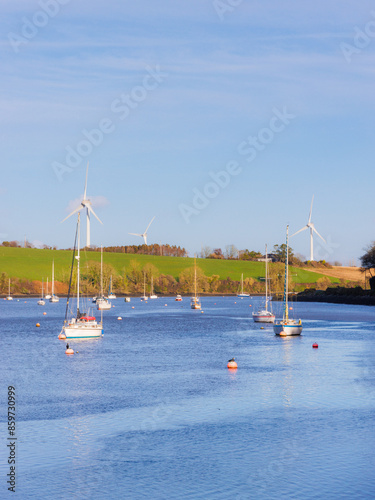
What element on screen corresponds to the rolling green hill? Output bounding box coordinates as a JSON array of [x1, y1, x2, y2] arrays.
[[0, 247, 338, 284]]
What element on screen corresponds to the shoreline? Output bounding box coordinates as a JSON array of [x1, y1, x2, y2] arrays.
[[1, 293, 266, 299], [296, 287, 375, 306]]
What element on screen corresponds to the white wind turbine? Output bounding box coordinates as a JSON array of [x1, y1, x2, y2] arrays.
[[291, 195, 325, 261], [129, 216, 156, 245], [62, 163, 103, 248]]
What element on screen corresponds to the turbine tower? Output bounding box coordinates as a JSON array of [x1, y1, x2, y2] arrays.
[[291, 195, 325, 261], [129, 216, 156, 245], [62, 163, 103, 247]]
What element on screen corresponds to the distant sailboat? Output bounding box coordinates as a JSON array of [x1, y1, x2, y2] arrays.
[[107, 275, 116, 299], [49, 261, 59, 303], [149, 276, 157, 299], [37, 279, 45, 306], [45, 277, 51, 300], [141, 273, 148, 301], [175, 294, 182, 301], [273, 226, 303, 336], [238, 273, 250, 298], [96, 246, 111, 311], [253, 245, 275, 323], [190, 257, 201, 310], [60, 212, 103, 339], [6, 279, 13, 300]]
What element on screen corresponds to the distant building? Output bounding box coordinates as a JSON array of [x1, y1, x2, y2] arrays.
[[257, 253, 277, 263]]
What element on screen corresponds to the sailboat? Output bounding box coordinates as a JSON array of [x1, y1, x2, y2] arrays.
[[60, 212, 103, 339], [107, 275, 116, 299], [45, 277, 51, 300], [238, 273, 250, 298], [253, 245, 275, 323], [149, 276, 157, 299], [49, 261, 59, 303], [37, 279, 46, 306], [6, 279, 13, 300], [141, 273, 148, 301], [96, 246, 112, 311], [273, 226, 302, 336], [190, 257, 201, 309]]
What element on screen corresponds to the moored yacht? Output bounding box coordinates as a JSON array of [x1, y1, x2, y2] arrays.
[[273, 226, 302, 336]]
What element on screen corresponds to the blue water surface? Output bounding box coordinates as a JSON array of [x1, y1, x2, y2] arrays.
[[0, 296, 374, 499]]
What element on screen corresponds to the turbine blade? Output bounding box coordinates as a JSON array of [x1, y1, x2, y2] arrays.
[[291, 225, 308, 237], [144, 216, 156, 233], [308, 194, 314, 223], [312, 226, 326, 243], [83, 162, 89, 199], [61, 205, 82, 223], [129, 233, 142, 237], [86, 203, 103, 224]]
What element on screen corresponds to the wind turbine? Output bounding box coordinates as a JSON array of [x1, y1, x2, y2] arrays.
[[291, 195, 325, 261], [61, 163, 103, 248], [129, 216, 156, 245]]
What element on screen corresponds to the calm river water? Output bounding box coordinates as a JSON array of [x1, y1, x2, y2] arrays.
[[1, 296, 374, 499]]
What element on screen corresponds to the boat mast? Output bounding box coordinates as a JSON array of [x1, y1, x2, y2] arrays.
[[194, 257, 197, 299], [8, 278, 10, 296], [100, 245, 103, 297], [241, 273, 244, 294], [284, 226, 289, 321], [77, 212, 80, 316], [52, 261, 54, 296], [265, 245, 268, 312]]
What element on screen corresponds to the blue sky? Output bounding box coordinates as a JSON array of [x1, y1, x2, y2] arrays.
[[1, 0, 375, 264]]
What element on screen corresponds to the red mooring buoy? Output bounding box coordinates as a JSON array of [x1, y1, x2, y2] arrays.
[[312, 343, 318, 349]]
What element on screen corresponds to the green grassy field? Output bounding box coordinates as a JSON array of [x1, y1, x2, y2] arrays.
[[0, 247, 338, 284]]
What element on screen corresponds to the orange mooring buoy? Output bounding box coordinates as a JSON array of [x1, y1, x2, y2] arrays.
[[312, 343, 319, 349], [227, 358, 238, 369], [43, 312, 47, 315], [65, 343, 74, 355], [36, 323, 40, 327], [58, 332, 66, 340]]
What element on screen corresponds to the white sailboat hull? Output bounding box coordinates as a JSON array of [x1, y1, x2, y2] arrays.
[[149, 294, 158, 299], [63, 321, 103, 339], [50, 296, 59, 303], [238, 293, 250, 298], [96, 299, 111, 310], [6, 296, 13, 301], [273, 321, 302, 336], [108, 294, 116, 299], [190, 297, 201, 309], [252, 310, 275, 323], [37, 299, 45, 306]]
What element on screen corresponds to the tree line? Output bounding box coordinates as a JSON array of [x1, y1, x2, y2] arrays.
[[1, 260, 359, 296]]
